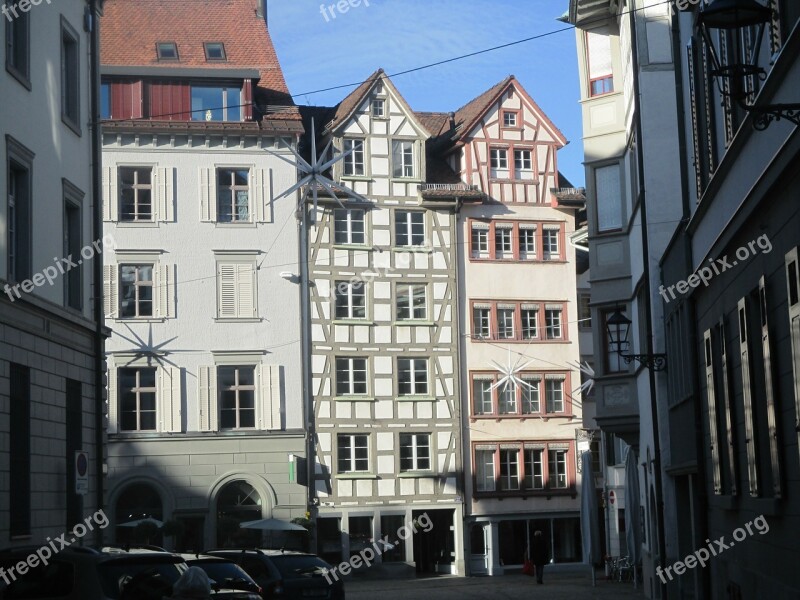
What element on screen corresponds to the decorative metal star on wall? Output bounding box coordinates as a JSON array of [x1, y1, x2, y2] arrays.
[[489, 346, 538, 397]]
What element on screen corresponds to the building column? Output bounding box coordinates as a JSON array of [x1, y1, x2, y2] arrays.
[[487, 520, 503, 576]]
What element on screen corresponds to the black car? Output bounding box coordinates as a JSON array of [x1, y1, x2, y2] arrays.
[[205, 549, 344, 600], [182, 554, 264, 598]]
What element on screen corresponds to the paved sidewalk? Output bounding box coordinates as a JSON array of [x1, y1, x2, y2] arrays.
[[345, 571, 646, 599]]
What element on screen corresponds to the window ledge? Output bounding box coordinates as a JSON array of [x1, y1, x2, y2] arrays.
[[117, 221, 160, 228], [62, 114, 82, 137], [391, 246, 432, 254], [214, 318, 262, 323], [334, 396, 375, 402], [113, 317, 166, 324], [474, 489, 574, 499], [214, 222, 257, 228], [336, 473, 377, 479], [396, 396, 435, 402], [390, 178, 423, 183], [472, 414, 573, 420], [332, 320, 374, 326], [332, 244, 373, 251], [393, 321, 434, 327], [397, 471, 435, 478], [341, 175, 372, 182], [6, 64, 31, 90]]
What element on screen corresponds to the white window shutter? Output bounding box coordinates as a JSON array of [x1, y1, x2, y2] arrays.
[[107, 365, 118, 434], [238, 263, 256, 318], [103, 264, 118, 318], [156, 167, 175, 222], [252, 168, 272, 223], [218, 264, 237, 318], [199, 167, 217, 222], [156, 263, 174, 319], [198, 366, 218, 431], [258, 364, 281, 430], [102, 166, 118, 222], [158, 366, 182, 433]]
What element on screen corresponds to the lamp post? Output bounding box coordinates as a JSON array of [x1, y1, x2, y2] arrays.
[[605, 307, 667, 371], [697, 0, 800, 129]]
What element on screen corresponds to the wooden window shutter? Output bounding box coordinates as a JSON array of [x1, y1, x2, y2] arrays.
[[102, 166, 118, 222], [686, 42, 704, 199], [155, 167, 175, 222], [242, 79, 253, 121], [199, 167, 216, 222], [237, 263, 256, 318], [737, 296, 759, 497], [103, 264, 118, 318], [758, 276, 781, 498], [252, 168, 272, 223], [767, 0, 783, 56], [717, 31, 737, 145], [106, 364, 118, 434], [218, 264, 238, 318], [158, 366, 182, 433], [156, 264, 174, 319], [110, 80, 143, 119], [718, 317, 737, 496], [258, 364, 281, 430], [197, 366, 218, 431], [703, 329, 722, 494]]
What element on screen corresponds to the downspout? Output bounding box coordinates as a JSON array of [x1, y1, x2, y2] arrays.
[[629, 5, 667, 596], [88, 0, 105, 543]]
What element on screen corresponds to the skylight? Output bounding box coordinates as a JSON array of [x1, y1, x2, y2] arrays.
[[156, 42, 178, 60], [204, 42, 226, 61]]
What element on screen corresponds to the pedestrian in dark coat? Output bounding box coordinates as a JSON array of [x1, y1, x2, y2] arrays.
[[531, 530, 548, 584]]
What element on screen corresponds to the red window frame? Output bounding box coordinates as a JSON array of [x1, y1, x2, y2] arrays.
[[469, 370, 573, 418], [469, 300, 569, 343], [468, 219, 566, 262]]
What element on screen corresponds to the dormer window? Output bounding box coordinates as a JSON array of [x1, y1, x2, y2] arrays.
[[156, 42, 178, 60], [204, 42, 226, 61]]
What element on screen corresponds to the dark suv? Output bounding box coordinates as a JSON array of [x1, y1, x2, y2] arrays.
[[205, 549, 344, 600]]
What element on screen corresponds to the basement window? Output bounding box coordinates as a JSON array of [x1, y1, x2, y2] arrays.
[[156, 42, 178, 61], [204, 42, 226, 61]]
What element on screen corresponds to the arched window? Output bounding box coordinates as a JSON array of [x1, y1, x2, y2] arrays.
[[216, 480, 262, 547], [115, 483, 163, 547]]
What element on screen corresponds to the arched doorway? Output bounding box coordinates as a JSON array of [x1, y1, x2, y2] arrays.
[[216, 480, 262, 547], [115, 482, 163, 547]]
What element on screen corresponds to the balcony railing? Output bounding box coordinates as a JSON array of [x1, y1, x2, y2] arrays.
[[419, 183, 480, 192]]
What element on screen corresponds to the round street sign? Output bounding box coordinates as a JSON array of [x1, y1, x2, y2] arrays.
[[75, 451, 89, 495]]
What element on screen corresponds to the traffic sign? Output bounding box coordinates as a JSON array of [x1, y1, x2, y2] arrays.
[[75, 451, 89, 495]]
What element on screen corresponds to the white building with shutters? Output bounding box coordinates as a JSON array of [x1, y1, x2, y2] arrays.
[[99, 0, 309, 551]]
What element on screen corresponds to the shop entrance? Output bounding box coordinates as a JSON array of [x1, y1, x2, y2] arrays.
[[411, 509, 455, 575]]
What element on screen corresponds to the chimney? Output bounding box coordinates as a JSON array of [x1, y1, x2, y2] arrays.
[[256, 0, 267, 25], [448, 111, 456, 131]]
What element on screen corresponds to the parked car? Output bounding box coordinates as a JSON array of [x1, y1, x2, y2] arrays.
[[205, 549, 344, 600], [181, 554, 263, 598], [0, 546, 261, 600]]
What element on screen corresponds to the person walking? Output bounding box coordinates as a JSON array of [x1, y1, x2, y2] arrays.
[[531, 530, 548, 584]]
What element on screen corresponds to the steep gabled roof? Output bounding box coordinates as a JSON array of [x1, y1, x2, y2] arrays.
[[322, 69, 386, 134], [101, 0, 295, 108]]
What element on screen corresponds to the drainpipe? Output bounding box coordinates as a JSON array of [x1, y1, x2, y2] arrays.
[[629, 6, 667, 597], [87, 0, 105, 544]]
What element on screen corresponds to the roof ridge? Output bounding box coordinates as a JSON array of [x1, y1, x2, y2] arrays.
[[452, 74, 515, 115]]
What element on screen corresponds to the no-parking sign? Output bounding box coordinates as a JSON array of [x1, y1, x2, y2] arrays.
[[75, 451, 89, 495]]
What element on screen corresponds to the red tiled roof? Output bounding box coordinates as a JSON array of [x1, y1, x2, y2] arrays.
[[101, 0, 294, 107], [415, 111, 451, 138], [451, 75, 515, 140], [323, 69, 385, 134]]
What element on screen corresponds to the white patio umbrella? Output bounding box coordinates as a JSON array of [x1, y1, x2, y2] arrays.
[[580, 451, 601, 587], [239, 518, 307, 549], [118, 517, 164, 528]]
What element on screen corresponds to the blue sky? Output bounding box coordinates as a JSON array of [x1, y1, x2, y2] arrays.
[[268, 0, 585, 186]]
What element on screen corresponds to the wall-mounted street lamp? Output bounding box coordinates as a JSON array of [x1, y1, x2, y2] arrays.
[[605, 307, 667, 371], [698, 0, 800, 130]]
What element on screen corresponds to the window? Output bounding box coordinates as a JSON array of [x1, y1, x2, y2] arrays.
[[392, 140, 415, 178], [395, 210, 425, 247], [371, 99, 385, 117], [343, 139, 365, 176], [499, 450, 520, 490], [473, 379, 493, 415], [219, 366, 256, 429], [548, 449, 568, 488], [490, 148, 508, 178], [473, 306, 490, 339], [586, 30, 614, 97], [101, 82, 111, 119], [495, 226, 512, 258], [10, 363, 30, 536], [524, 448, 544, 490], [396, 284, 426, 320], [397, 358, 428, 396], [191, 85, 241, 122], [204, 42, 226, 61], [335, 280, 366, 320], [521, 378, 540, 413], [5, 7, 29, 84], [119, 167, 153, 222], [498, 383, 517, 414], [119, 367, 157, 431], [217, 169, 249, 222], [521, 308, 538, 339], [156, 42, 178, 60], [7, 145, 32, 282], [119, 264, 154, 318], [471, 224, 490, 259], [543, 228, 560, 259], [578, 294, 592, 329], [338, 434, 369, 473], [333, 208, 365, 245], [217, 262, 256, 319], [519, 226, 536, 259], [476, 449, 496, 492], [545, 379, 565, 413], [545, 308, 562, 339], [503, 111, 517, 127], [596, 163, 622, 232], [61, 20, 80, 131], [497, 307, 515, 339], [400, 433, 431, 471], [64, 196, 81, 310], [514, 150, 533, 180], [336, 357, 368, 396]]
